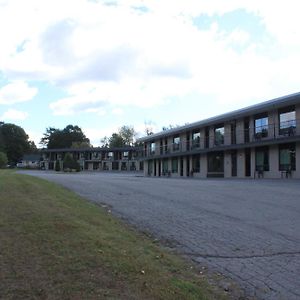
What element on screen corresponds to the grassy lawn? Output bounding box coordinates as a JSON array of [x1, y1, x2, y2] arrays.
[[0, 170, 229, 299]]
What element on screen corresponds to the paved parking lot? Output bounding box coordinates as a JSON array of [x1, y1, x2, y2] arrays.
[[22, 171, 300, 300]]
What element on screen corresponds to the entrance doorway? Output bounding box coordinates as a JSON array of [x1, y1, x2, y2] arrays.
[[245, 148, 251, 176]]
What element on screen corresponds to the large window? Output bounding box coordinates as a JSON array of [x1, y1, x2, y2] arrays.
[[255, 146, 269, 171], [279, 143, 296, 171], [208, 152, 224, 173], [112, 162, 119, 170], [192, 154, 200, 173], [214, 125, 224, 146], [192, 131, 200, 149], [173, 136, 180, 151], [279, 106, 296, 136], [171, 158, 178, 173], [150, 142, 156, 155], [255, 114, 268, 138]]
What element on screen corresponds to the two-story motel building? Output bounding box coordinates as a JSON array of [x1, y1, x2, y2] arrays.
[[137, 93, 300, 179], [40, 147, 144, 172]]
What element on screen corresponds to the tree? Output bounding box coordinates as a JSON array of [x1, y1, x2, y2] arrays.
[[0, 123, 32, 164], [40, 125, 90, 149], [0, 152, 8, 168], [63, 153, 80, 171], [144, 120, 154, 136], [101, 125, 137, 148], [109, 133, 125, 148], [118, 125, 137, 146]]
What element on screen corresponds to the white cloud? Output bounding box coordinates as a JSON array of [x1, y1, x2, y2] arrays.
[[0, 0, 300, 118], [1, 109, 29, 121], [0, 81, 38, 105]]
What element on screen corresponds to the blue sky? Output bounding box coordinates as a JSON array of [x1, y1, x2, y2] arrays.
[[0, 0, 300, 146]]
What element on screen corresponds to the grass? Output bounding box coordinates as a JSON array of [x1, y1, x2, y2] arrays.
[[0, 170, 229, 299]]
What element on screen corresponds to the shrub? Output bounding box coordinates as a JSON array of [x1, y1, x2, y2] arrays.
[[63, 153, 80, 172], [0, 152, 8, 169]]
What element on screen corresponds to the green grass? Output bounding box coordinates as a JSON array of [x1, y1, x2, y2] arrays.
[[0, 170, 229, 299]]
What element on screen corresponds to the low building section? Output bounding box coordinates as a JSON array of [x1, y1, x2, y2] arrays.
[[40, 147, 144, 172], [137, 92, 300, 179]]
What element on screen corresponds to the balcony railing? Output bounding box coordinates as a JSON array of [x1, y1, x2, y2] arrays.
[[143, 119, 299, 158]]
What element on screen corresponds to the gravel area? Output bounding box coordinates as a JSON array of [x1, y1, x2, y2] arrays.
[[21, 171, 300, 300]]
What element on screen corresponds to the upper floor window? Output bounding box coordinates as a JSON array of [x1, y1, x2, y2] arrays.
[[255, 113, 268, 138], [123, 151, 129, 158], [279, 106, 296, 136], [173, 136, 180, 151], [214, 125, 224, 146], [150, 142, 156, 155], [192, 131, 200, 149], [108, 151, 113, 159]]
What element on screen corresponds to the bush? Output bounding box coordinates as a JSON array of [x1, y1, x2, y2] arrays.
[[55, 160, 61, 172], [0, 152, 8, 169], [63, 153, 80, 172]]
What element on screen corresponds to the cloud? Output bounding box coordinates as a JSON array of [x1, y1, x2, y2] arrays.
[[0, 81, 38, 105], [0, 0, 300, 118], [0, 109, 29, 120]]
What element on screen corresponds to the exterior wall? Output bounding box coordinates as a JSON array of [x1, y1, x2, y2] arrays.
[[236, 119, 244, 144], [237, 149, 245, 178]]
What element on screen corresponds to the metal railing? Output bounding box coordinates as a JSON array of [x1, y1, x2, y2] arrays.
[[143, 119, 299, 158]]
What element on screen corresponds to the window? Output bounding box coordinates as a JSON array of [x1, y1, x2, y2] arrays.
[[192, 131, 200, 149], [208, 152, 224, 173], [255, 114, 268, 138], [255, 147, 269, 171], [112, 162, 119, 170], [130, 162, 136, 171], [162, 159, 168, 174], [108, 152, 113, 159], [279, 106, 296, 136], [121, 162, 127, 170], [172, 158, 178, 173], [123, 151, 129, 159], [164, 138, 169, 154], [279, 143, 296, 171], [214, 125, 224, 146], [173, 136, 180, 151], [150, 142, 156, 155], [192, 155, 200, 173]]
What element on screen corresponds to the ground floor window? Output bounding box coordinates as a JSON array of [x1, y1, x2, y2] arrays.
[[130, 162, 136, 171], [255, 146, 269, 171], [121, 162, 127, 170], [172, 158, 178, 173], [112, 162, 119, 170], [279, 143, 296, 171], [207, 152, 224, 173], [103, 162, 108, 170], [162, 159, 168, 174], [192, 154, 200, 173]]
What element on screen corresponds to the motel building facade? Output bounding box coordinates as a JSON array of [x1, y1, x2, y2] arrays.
[[40, 147, 144, 172], [137, 93, 300, 179]]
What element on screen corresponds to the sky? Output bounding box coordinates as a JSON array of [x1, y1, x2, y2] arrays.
[[0, 0, 300, 147]]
